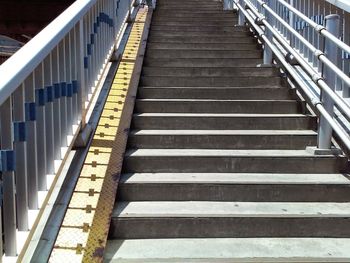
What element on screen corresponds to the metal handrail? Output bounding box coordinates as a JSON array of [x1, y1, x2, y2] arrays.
[[0, 0, 97, 106], [239, 5, 350, 150], [0, 0, 135, 258], [277, 0, 350, 55], [243, 0, 350, 118], [234, 0, 350, 151]]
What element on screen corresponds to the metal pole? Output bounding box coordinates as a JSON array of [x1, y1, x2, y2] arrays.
[[0, 98, 17, 256], [318, 14, 340, 149], [263, 0, 273, 65], [238, 0, 245, 25]]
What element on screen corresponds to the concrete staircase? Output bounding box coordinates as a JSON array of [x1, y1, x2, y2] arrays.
[[104, 0, 350, 261]]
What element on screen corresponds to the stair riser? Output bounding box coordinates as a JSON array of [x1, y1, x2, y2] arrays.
[[150, 26, 248, 32], [151, 21, 238, 26], [147, 43, 260, 50], [148, 37, 255, 44], [151, 18, 239, 23], [145, 50, 262, 59], [110, 218, 350, 239], [135, 101, 303, 114], [143, 59, 262, 67], [123, 156, 345, 173], [118, 184, 350, 202], [153, 13, 238, 18], [142, 67, 277, 77], [127, 134, 316, 149], [149, 31, 251, 37], [131, 116, 317, 130], [138, 88, 295, 100], [140, 77, 281, 87]]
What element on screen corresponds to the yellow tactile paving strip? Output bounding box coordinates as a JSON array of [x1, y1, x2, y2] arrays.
[[49, 7, 149, 262]]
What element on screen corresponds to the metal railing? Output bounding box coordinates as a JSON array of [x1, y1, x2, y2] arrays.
[[0, 0, 135, 257], [233, 0, 350, 152]]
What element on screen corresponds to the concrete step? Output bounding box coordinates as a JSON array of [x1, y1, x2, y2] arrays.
[[151, 17, 239, 23], [149, 30, 251, 37], [131, 113, 317, 130], [110, 201, 350, 238], [153, 12, 238, 18], [105, 237, 350, 262], [151, 21, 238, 26], [148, 35, 255, 43], [127, 130, 316, 149], [134, 99, 303, 113], [145, 49, 262, 59], [147, 42, 260, 50], [150, 25, 247, 32], [118, 173, 350, 201], [122, 149, 347, 173], [142, 67, 278, 77], [143, 58, 262, 67], [140, 76, 281, 87], [137, 87, 295, 100]]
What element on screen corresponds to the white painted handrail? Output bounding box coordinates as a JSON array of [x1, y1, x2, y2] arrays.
[[0, 0, 135, 258]]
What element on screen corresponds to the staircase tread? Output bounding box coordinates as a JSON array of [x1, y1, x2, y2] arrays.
[[134, 113, 310, 117], [105, 238, 350, 261], [125, 149, 340, 157], [136, 99, 297, 102], [113, 201, 350, 218], [120, 173, 350, 184], [130, 130, 317, 135]]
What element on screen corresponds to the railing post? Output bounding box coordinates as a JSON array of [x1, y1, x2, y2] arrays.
[[238, 0, 245, 26], [263, 0, 273, 65], [318, 14, 340, 149], [224, 0, 234, 10], [0, 97, 17, 256], [13, 84, 29, 231]]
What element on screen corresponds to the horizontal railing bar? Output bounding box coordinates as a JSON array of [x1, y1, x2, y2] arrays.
[[242, 0, 350, 120], [0, 0, 97, 106], [277, 0, 350, 55], [235, 1, 350, 151], [326, 0, 350, 13]]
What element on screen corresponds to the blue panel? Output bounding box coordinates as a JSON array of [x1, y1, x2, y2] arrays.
[[46, 86, 54, 102], [0, 150, 16, 172], [84, 57, 89, 69], [67, 83, 73, 97], [14, 121, 27, 142], [87, 44, 92, 55], [94, 23, 98, 34], [72, 80, 79, 94], [54, 83, 61, 99], [61, 82, 67, 97], [25, 102, 36, 121], [90, 34, 95, 45], [35, 89, 46, 106], [0, 180, 3, 205]]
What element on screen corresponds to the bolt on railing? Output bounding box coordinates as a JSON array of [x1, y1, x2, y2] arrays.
[[0, 0, 135, 258]]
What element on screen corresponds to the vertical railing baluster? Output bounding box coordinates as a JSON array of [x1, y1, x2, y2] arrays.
[[58, 40, 68, 148], [72, 25, 79, 123], [343, 11, 350, 98], [65, 33, 73, 136], [318, 14, 340, 149], [79, 18, 87, 127], [0, 97, 17, 256], [24, 74, 39, 210], [13, 84, 29, 230], [34, 64, 47, 191], [43, 55, 55, 180], [52, 47, 62, 160]]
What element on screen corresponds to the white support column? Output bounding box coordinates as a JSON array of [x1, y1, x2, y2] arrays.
[[318, 14, 340, 149]]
